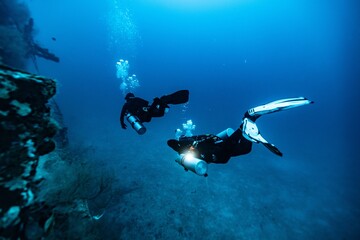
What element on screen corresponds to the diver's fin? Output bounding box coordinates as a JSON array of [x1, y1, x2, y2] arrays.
[[262, 142, 283, 157], [160, 90, 189, 105], [242, 118, 262, 143], [247, 97, 314, 120], [242, 118, 283, 157]]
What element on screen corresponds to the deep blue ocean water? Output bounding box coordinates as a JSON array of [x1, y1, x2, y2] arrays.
[[25, 0, 359, 238]]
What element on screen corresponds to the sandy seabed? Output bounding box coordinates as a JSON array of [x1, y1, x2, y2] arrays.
[[79, 125, 360, 240]]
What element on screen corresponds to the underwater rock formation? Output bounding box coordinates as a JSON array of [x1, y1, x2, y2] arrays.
[[51, 100, 69, 149], [0, 64, 58, 238]]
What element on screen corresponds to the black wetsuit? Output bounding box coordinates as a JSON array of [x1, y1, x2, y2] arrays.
[[120, 97, 148, 123], [120, 90, 189, 129], [167, 128, 252, 164]]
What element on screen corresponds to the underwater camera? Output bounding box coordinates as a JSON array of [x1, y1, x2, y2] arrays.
[[126, 113, 146, 135], [176, 151, 208, 177]]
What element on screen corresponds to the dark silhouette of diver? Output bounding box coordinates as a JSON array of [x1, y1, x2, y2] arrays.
[[167, 97, 314, 176], [120, 90, 189, 134]]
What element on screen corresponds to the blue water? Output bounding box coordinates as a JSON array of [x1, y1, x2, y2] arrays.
[[26, 0, 359, 238]]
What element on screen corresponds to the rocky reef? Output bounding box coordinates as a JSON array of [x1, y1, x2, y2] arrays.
[[0, 65, 118, 239], [0, 1, 128, 238], [0, 64, 58, 238]]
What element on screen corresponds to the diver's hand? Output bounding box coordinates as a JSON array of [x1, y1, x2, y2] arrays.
[[121, 123, 127, 129]]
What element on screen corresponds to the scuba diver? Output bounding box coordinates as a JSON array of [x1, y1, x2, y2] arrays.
[[167, 97, 314, 177], [120, 90, 189, 134]]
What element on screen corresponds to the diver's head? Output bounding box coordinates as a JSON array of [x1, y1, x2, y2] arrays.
[[125, 92, 135, 101]]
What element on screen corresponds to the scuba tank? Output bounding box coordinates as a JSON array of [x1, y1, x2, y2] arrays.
[[126, 113, 146, 135], [175, 152, 208, 177], [216, 128, 235, 140]]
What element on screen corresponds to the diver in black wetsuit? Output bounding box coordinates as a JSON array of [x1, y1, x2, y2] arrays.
[[167, 97, 314, 176], [120, 90, 189, 134], [168, 127, 252, 164]]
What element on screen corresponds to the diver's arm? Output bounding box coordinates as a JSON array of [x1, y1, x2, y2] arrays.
[[120, 104, 127, 129]]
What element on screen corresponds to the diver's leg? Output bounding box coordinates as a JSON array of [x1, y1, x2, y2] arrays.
[[148, 98, 168, 117], [225, 128, 253, 156]]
